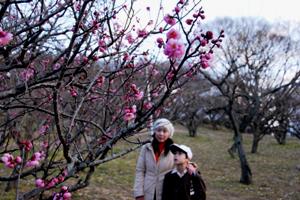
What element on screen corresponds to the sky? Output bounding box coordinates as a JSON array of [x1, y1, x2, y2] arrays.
[[133, 0, 300, 23], [200, 0, 300, 23]]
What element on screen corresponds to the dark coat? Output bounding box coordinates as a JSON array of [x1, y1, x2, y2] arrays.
[[162, 170, 206, 200]]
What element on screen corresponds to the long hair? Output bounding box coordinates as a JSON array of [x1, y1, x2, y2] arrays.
[[152, 137, 174, 156]]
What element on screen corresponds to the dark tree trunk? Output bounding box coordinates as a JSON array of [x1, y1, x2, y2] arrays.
[[228, 106, 252, 184], [228, 142, 237, 158], [235, 135, 252, 184], [188, 127, 196, 137], [251, 132, 261, 153], [274, 131, 287, 145], [187, 119, 198, 137]]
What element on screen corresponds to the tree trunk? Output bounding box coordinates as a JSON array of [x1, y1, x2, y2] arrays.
[[188, 126, 196, 137], [251, 132, 260, 153], [187, 120, 197, 137], [228, 142, 237, 158], [274, 131, 287, 145], [228, 107, 252, 184], [235, 135, 252, 184]]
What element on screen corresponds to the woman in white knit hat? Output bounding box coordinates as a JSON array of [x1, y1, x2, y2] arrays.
[[134, 118, 195, 200]]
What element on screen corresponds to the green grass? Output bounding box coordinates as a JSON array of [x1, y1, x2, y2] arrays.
[[71, 125, 300, 200]]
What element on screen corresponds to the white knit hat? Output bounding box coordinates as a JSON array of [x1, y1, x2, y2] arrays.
[[170, 144, 193, 160], [152, 118, 174, 138]]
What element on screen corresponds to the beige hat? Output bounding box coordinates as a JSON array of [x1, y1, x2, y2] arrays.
[[152, 118, 174, 138]]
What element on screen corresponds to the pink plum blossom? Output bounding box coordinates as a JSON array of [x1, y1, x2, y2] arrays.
[[61, 186, 68, 191], [1, 153, 21, 168], [164, 39, 185, 59], [143, 102, 153, 110], [163, 15, 176, 26], [167, 71, 175, 80], [125, 33, 134, 44], [137, 29, 148, 38], [53, 63, 61, 70], [166, 28, 181, 40], [63, 192, 72, 200], [200, 53, 213, 69], [206, 31, 213, 40], [46, 177, 60, 189], [2, 153, 15, 168], [26, 151, 44, 167], [39, 124, 50, 135], [156, 37, 164, 48], [174, 6, 181, 14], [124, 105, 137, 121], [15, 156, 22, 164], [124, 112, 135, 121], [20, 67, 35, 81], [200, 61, 209, 69], [185, 19, 193, 25], [123, 52, 131, 61], [0, 30, 13, 46], [96, 76, 105, 87], [19, 140, 33, 152], [58, 174, 65, 183], [53, 187, 72, 200], [200, 39, 207, 46], [69, 87, 78, 97], [156, 37, 164, 44], [98, 39, 106, 52], [35, 179, 45, 188], [134, 91, 144, 100], [130, 84, 144, 100], [193, 13, 199, 18]]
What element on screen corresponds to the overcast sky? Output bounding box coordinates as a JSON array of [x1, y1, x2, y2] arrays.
[[201, 0, 300, 22], [133, 0, 300, 24]]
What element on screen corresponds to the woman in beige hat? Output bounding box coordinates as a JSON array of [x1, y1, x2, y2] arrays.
[[133, 118, 175, 200]]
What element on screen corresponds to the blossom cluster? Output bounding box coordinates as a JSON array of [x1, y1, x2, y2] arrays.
[[36, 175, 65, 189], [1, 150, 45, 169], [1, 153, 22, 168], [0, 29, 13, 46], [130, 84, 144, 101], [124, 105, 137, 121], [163, 28, 185, 59], [26, 151, 45, 167], [51, 186, 72, 200]]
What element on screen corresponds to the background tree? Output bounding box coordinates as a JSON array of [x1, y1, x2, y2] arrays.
[[285, 86, 300, 139], [201, 17, 300, 184], [162, 75, 226, 136], [0, 0, 222, 199]]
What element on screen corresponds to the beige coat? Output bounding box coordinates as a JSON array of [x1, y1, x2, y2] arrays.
[[134, 143, 174, 200]]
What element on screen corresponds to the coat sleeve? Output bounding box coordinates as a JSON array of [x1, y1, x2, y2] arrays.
[[133, 145, 146, 198], [191, 172, 206, 200]]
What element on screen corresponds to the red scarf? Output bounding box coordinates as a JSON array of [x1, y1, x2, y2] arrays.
[[155, 142, 165, 162]]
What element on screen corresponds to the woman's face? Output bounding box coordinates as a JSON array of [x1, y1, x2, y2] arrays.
[[154, 126, 170, 143]]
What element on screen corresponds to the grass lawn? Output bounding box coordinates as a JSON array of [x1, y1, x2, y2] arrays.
[[72, 126, 300, 200]]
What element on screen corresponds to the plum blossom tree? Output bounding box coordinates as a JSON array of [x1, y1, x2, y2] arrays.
[[0, 0, 222, 199]]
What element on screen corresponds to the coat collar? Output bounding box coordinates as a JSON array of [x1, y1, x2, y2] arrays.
[[145, 142, 153, 150], [171, 168, 188, 178]]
